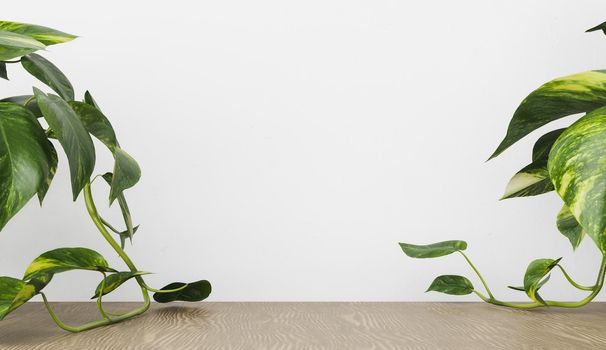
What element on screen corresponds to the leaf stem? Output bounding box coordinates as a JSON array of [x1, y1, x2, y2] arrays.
[[458, 251, 494, 299], [140, 281, 188, 294], [22, 95, 35, 108], [96, 272, 110, 320], [556, 264, 594, 291]]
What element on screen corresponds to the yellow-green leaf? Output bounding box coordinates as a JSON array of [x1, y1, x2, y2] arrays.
[[556, 205, 585, 250], [0, 21, 75, 46], [23, 247, 115, 281]]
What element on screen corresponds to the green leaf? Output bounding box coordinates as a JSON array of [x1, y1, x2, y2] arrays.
[[102, 173, 135, 243], [0, 277, 26, 320], [508, 285, 525, 291], [587, 21, 606, 35], [548, 106, 606, 252], [556, 205, 585, 250], [0, 21, 76, 46], [110, 148, 141, 204], [0, 102, 57, 230], [22, 54, 74, 101], [399, 240, 467, 259], [34, 88, 95, 200], [0, 30, 45, 61], [531, 129, 567, 162], [153, 280, 212, 303], [92, 271, 149, 298], [490, 70, 606, 159], [426, 275, 474, 295], [68, 101, 118, 151], [523, 258, 561, 304], [0, 95, 42, 117], [23, 247, 115, 281], [0, 62, 7, 80], [84, 91, 100, 109]]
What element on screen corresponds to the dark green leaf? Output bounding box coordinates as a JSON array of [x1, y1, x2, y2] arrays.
[[92, 271, 149, 298], [153, 280, 212, 303], [0, 95, 42, 117], [110, 148, 141, 204], [489, 70, 606, 159], [523, 258, 561, 304], [68, 101, 118, 151], [531, 128, 566, 162], [34, 88, 95, 200], [587, 21, 606, 35], [0, 273, 53, 320], [102, 173, 135, 243], [508, 285, 524, 291], [0, 62, 7, 80], [426, 275, 474, 295], [399, 240, 467, 259], [22, 54, 74, 101], [0, 21, 76, 46], [23, 247, 115, 281], [556, 205, 585, 250], [0, 102, 56, 230], [84, 91, 100, 109], [548, 106, 606, 252]]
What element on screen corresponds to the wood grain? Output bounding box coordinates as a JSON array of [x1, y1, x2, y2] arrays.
[[1, 302, 606, 349]]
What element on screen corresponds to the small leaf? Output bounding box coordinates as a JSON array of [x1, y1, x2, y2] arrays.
[[0, 95, 42, 117], [0, 62, 7, 80], [84, 91, 100, 109], [23, 247, 115, 281], [153, 280, 212, 303], [523, 258, 561, 304], [557, 205, 585, 250], [587, 21, 606, 35], [489, 70, 606, 159], [68, 101, 118, 151], [92, 271, 149, 298], [0, 21, 76, 46], [426, 275, 474, 295], [501, 165, 552, 199], [0, 102, 56, 230], [110, 148, 141, 204], [0, 30, 45, 61], [0, 274, 52, 320], [22, 54, 74, 101], [34, 88, 95, 200], [102, 173, 135, 243], [399, 240, 467, 259]]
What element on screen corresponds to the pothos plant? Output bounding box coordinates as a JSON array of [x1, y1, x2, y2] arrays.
[[400, 20, 606, 308], [0, 21, 211, 331]]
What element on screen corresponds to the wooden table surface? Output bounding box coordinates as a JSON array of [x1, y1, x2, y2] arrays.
[[1, 302, 605, 349]]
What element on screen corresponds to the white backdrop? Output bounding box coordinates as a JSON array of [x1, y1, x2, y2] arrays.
[[2, 1, 606, 301]]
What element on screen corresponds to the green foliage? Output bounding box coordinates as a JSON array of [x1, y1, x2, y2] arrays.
[[399, 240, 466, 258], [0, 20, 211, 332], [400, 19, 606, 309]]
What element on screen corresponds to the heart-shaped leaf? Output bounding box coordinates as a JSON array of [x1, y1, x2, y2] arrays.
[[0, 102, 57, 230], [153, 280, 212, 303], [399, 240, 467, 259], [523, 258, 561, 304], [426, 275, 474, 295], [556, 205, 585, 250], [92, 271, 149, 298], [0, 30, 45, 61], [110, 148, 141, 204], [548, 106, 606, 252], [34, 88, 95, 200], [23, 247, 115, 281], [22, 54, 74, 101], [0, 273, 52, 320], [0, 21, 76, 46], [0, 95, 42, 117], [490, 70, 606, 159]]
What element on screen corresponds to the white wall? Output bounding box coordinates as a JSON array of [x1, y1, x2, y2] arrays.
[[2, 0, 606, 301]]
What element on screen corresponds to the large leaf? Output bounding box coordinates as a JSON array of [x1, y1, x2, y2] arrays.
[[0, 30, 45, 61], [399, 240, 467, 259], [523, 258, 561, 304], [69, 101, 118, 151], [0, 21, 76, 46], [34, 88, 95, 200], [556, 205, 585, 250], [22, 54, 74, 101], [0, 102, 56, 230], [0, 95, 42, 117], [490, 70, 606, 159], [426, 275, 474, 295], [153, 280, 212, 303], [23, 247, 115, 281], [548, 106, 606, 252], [92, 271, 149, 298]]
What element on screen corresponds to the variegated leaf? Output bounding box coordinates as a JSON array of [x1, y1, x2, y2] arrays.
[[556, 205, 585, 250], [0, 274, 52, 320], [490, 71, 606, 159], [22, 54, 74, 101], [548, 106, 606, 252], [0, 21, 75, 46], [23, 247, 115, 281], [92, 271, 149, 298], [524, 258, 560, 304], [0, 30, 45, 61]]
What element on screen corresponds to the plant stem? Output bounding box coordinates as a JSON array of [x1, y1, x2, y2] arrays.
[[22, 95, 35, 108], [140, 281, 188, 294], [556, 264, 594, 291], [458, 251, 494, 299]]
